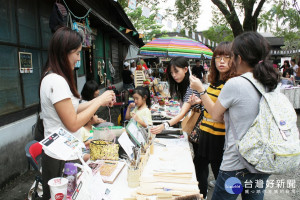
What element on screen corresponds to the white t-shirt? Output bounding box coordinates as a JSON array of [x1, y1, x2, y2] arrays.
[[292, 64, 299, 77], [130, 67, 136, 75], [40, 73, 81, 160]]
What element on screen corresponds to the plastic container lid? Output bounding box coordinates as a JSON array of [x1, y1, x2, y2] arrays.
[[93, 126, 123, 130], [64, 163, 77, 175]]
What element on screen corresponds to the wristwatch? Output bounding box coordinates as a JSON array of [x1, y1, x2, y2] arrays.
[[199, 89, 207, 96], [164, 122, 170, 129]]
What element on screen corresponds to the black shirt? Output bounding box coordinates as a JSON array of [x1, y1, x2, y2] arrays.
[[122, 69, 133, 84], [192, 65, 206, 80]]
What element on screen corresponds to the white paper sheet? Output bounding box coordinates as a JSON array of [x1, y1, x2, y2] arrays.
[[118, 132, 135, 159]]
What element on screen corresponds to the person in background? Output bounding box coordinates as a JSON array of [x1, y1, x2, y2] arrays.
[[39, 27, 115, 200], [151, 57, 201, 134], [280, 60, 292, 74], [190, 31, 277, 200], [192, 59, 206, 82], [130, 59, 136, 75], [140, 59, 149, 70], [81, 80, 114, 127], [125, 86, 152, 128], [122, 61, 134, 90], [80, 80, 100, 103], [290, 59, 299, 80], [189, 42, 237, 199], [297, 60, 300, 81], [281, 71, 294, 85], [272, 60, 278, 71], [79, 114, 104, 162], [150, 57, 202, 190]]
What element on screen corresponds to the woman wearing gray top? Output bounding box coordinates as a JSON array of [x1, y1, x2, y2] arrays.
[[190, 32, 280, 200]]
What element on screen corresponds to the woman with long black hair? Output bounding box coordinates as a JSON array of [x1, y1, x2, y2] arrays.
[[40, 27, 115, 199], [151, 57, 201, 136], [190, 32, 279, 200]]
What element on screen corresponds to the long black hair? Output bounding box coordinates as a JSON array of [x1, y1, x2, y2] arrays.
[[232, 32, 280, 91], [133, 86, 151, 108], [81, 80, 99, 101], [167, 57, 189, 101], [41, 27, 83, 98]]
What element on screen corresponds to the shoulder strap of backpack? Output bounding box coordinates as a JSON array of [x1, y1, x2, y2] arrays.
[[225, 112, 262, 173], [241, 72, 266, 95]]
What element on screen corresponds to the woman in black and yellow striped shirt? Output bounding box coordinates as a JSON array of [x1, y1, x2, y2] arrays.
[[189, 42, 237, 199]]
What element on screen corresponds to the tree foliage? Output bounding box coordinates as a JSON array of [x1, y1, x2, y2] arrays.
[[118, 0, 166, 41], [202, 6, 234, 43], [259, 1, 300, 57], [174, 0, 201, 32], [203, 25, 234, 43]]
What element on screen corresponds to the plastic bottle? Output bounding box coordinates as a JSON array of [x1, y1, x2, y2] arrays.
[[63, 162, 77, 197]]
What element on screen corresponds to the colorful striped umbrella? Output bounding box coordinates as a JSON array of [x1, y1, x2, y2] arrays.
[[140, 36, 213, 59]]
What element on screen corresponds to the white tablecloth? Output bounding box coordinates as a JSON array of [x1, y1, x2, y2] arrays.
[[280, 87, 300, 109], [105, 133, 198, 199]]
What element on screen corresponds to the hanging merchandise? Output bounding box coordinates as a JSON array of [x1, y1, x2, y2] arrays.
[[109, 61, 115, 79], [126, 29, 132, 34], [142, 6, 150, 18], [128, 0, 137, 10], [176, 24, 181, 33], [119, 26, 125, 32], [75, 61, 81, 70], [192, 32, 195, 40], [185, 29, 189, 37], [85, 17, 91, 31], [98, 60, 105, 84], [139, 34, 144, 38], [49, 2, 68, 33], [73, 22, 78, 31], [75, 19, 93, 48], [156, 13, 163, 24], [167, 20, 172, 29], [132, 32, 138, 36]]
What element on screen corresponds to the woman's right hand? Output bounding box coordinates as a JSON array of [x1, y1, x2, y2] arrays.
[[150, 124, 164, 134], [129, 103, 135, 108], [188, 94, 202, 105], [98, 90, 115, 106], [190, 75, 204, 92]]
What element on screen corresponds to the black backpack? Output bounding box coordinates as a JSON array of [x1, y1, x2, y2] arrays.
[[49, 3, 68, 33]]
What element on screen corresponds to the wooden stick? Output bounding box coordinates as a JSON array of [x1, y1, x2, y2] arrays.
[[140, 177, 198, 185]]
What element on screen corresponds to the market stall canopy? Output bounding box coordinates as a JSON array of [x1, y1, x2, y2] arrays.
[[125, 45, 155, 60], [139, 36, 213, 59]]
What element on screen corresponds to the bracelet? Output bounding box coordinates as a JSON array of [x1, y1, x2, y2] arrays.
[[164, 122, 170, 129], [199, 89, 207, 96]]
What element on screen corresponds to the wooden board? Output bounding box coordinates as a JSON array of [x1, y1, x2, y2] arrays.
[[134, 70, 145, 87]]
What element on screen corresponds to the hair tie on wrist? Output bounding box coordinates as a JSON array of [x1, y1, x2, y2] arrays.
[[258, 60, 263, 64]]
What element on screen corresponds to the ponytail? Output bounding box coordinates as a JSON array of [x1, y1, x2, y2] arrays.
[[253, 60, 280, 91], [232, 32, 280, 91]]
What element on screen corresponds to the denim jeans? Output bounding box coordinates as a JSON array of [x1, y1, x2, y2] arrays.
[[212, 168, 270, 200]]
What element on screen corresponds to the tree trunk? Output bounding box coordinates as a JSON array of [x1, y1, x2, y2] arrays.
[[211, 0, 266, 37], [211, 0, 244, 37]]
